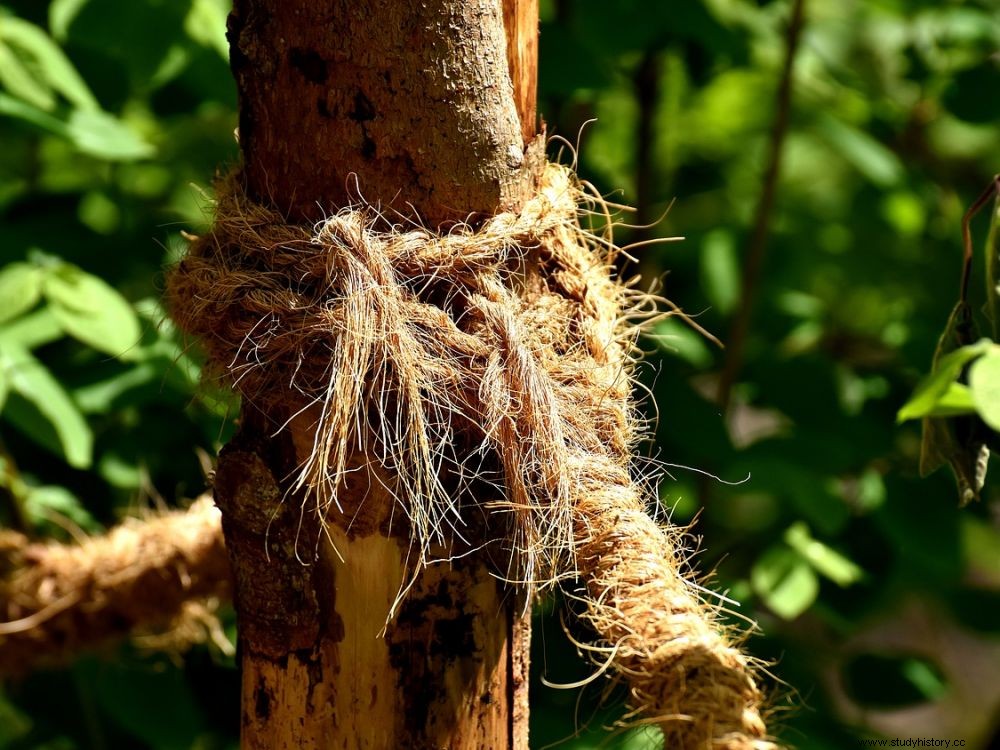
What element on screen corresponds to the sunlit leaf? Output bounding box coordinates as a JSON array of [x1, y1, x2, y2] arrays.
[[902, 658, 949, 701], [784, 522, 864, 587], [922, 381, 977, 418], [969, 347, 1000, 432], [0, 39, 55, 110], [49, 0, 90, 40], [0, 92, 152, 162], [185, 0, 229, 59], [73, 361, 160, 412], [64, 109, 155, 161], [855, 468, 887, 513], [24, 484, 99, 531], [0, 306, 64, 349], [617, 727, 659, 750], [0, 89, 69, 135], [46, 0, 192, 93], [585, 84, 638, 197], [97, 451, 143, 489], [0, 262, 43, 324], [845, 654, 949, 708], [0, 15, 99, 110], [881, 191, 926, 237], [0, 340, 93, 467], [751, 546, 819, 620], [817, 114, 903, 187], [43, 263, 142, 359], [910, 283, 990, 502], [650, 317, 713, 368], [897, 337, 990, 423], [700, 229, 739, 315], [78, 190, 121, 235]]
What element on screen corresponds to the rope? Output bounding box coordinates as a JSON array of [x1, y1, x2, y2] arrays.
[[166, 163, 775, 748]]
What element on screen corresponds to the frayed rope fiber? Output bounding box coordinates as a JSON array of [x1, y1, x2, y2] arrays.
[[166, 163, 775, 748]]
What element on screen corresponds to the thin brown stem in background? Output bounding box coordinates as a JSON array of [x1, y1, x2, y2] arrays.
[[716, 0, 806, 414]]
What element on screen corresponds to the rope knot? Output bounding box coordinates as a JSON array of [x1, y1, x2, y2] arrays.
[[166, 162, 777, 749]]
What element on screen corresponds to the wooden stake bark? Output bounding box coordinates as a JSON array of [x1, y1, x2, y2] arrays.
[[217, 1, 540, 747]]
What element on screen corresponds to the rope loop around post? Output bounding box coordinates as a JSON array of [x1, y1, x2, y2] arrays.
[[166, 162, 777, 748]]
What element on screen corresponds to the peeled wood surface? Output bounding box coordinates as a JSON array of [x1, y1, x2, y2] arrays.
[[229, 0, 537, 225], [503, 0, 538, 144], [217, 416, 527, 749]]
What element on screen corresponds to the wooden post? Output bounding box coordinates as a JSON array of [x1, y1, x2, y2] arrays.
[[215, 1, 540, 747]]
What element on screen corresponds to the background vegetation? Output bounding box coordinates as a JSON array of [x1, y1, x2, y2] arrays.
[[1, 0, 999, 747]]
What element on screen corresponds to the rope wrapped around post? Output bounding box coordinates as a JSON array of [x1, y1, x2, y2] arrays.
[[166, 162, 775, 748]]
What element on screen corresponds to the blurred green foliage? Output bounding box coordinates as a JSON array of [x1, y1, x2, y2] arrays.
[[1, 0, 999, 748]]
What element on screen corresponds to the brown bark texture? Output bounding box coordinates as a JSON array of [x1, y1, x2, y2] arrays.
[[218, 1, 539, 748], [231, 0, 539, 226]]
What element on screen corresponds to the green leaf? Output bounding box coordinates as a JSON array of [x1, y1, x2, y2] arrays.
[[0, 262, 43, 324], [184, 0, 229, 59], [78, 190, 121, 235], [45, 0, 192, 94], [0, 89, 70, 136], [751, 545, 819, 620], [650, 317, 713, 368], [901, 658, 949, 701], [969, 347, 1000, 431], [0, 91, 152, 163], [784, 522, 864, 587], [910, 301, 991, 503], [49, 0, 90, 40], [0, 340, 93, 467], [923, 381, 977, 418], [700, 229, 739, 315], [97, 451, 142, 489], [73, 361, 159, 412], [24, 484, 99, 532], [855, 468, 887, 513], [0, 38, 55, 110], [585, 84, 638, 197], [817, 114, 904, 187], [64, 108, 155, 161], [845, 654, 949, 708], [43, 263, 142, 359], [0, 306, 64, 349], [897, 338, 991, 423], [0, 15, 99, 111]]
